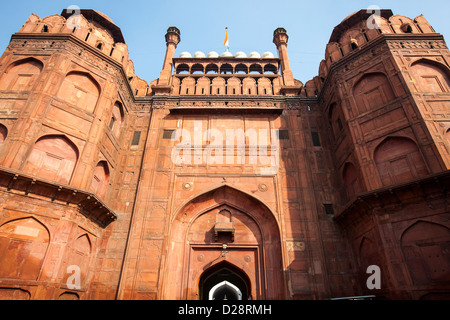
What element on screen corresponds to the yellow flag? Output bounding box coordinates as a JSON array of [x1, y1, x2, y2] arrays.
[[224, 27, 229, 49]]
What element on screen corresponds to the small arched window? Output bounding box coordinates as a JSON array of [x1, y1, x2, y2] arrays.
[[401, 24, 413, 33], [42, 25, 49, 33], [90, 161, 110, 198], [109, 102, 124, 138], [0, 124, 7, 145], [96, 42, 103, 50], [351, 41, 359, 50]]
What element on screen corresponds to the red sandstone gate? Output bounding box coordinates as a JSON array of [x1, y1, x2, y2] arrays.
[[160, 186, 284, 300]]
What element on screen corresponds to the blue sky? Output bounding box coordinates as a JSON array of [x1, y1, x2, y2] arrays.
[[0, 0, 448, 84]]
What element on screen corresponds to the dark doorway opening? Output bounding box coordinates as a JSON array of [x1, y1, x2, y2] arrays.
[[198, 261, 251, 300]]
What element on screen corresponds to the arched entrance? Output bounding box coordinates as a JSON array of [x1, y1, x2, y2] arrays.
[[199, 261, 251, 300], [161, 185, 284, 300]]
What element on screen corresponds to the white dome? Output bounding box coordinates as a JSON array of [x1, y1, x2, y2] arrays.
[[262, 51, 275, 58], [193, 51, 206, 58], [234, 51, 247, 58], [179, 51, 192, 58], [248, 51, 261, 58], [220, 51, 233, 58], [207, 51, 219, 58]]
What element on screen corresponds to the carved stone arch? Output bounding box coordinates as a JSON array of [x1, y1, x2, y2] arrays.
[[196, 76, 210, 95], [162, 185, 283, 300], [263, 64, 278, 74], [58, 292, 80, 300], [176, 63, 190, 74], [257, 77, 272, 95], [342, 162, 362, 199], [220, 63, 233, 75], [23, 134, 79, 185], [340, 28, 366, 54], [180, 76, 195, 95], [0, 123, 8, 145], [191, 63, 204, 74], [410, 58, 450, 93], [0, 57, 44, 91], [90, 160, 110, 198], [400, 220, 450, 285], [211, 77, 225, 95], [235, 63, 248, 74], [226, 77, 241, 95], [74, 233, 92, 256], [171, 76, 181, 95], [352, 72, 396, 115], [109, 101, 125, 138], [198, 260, 252, 300], [373, 136, 429, 186], [57, 71, 101, 113], [389, 15, 420, 34], [0, 217, 50, 280], [41, 14, 66, 33], [205, 63, 219, 74], [249, 64, 262, 74], [242, 77, 257, 95]]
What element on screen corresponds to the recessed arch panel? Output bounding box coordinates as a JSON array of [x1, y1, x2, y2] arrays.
[[23, 134, 79, 185]]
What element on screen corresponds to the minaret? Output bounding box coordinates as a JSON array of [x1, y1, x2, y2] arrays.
[[153, 26, 180, 94], [273, 28, 300, 95]]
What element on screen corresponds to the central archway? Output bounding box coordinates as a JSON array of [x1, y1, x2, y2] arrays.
[[199, 261, 250, 300], [161, 185, 284, 300]]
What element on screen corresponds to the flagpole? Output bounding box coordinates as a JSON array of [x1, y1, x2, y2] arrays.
[[224, 27, 229, 52]]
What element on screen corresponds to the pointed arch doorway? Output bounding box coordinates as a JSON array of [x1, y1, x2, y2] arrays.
[[161, 185, 284, 300], [199, 261, 251, 300]]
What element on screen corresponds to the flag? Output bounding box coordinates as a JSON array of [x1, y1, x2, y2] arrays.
[[224, 27, 229, 51]]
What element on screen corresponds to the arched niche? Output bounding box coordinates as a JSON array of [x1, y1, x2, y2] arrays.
[[56, 71, 100, 113], [61, 232, 92, 290], [89, 160, 110, 198], [411, 59, 450, 93], [328, 102, 344, 138], [226, 77, 241, 95], [109, 101, 124, 138], [58, 292, 80, 300], [211, 77, 225, 95], [23, 134, 79, 185], [242, 77, 256, 95], [196, 77, 210, 95], [257, 78, 272, 95], [342, 162, 361, 199], [0, 217, 50, 280], [353, 72, 396, 115], [373, 136, 429, 186], [401, 221, 450, 285], [0, 58, 43, 91], [180, 77, 195, 95], [0, 124, 7, 145], [162, 185, 283, 300]]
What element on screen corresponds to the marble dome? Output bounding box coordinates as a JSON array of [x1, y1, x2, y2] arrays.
[[179, 51, 192, 58], [248, 51, 261, 58]]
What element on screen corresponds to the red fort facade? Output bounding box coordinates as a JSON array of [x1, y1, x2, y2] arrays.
[[0, 8, 449, 300]]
